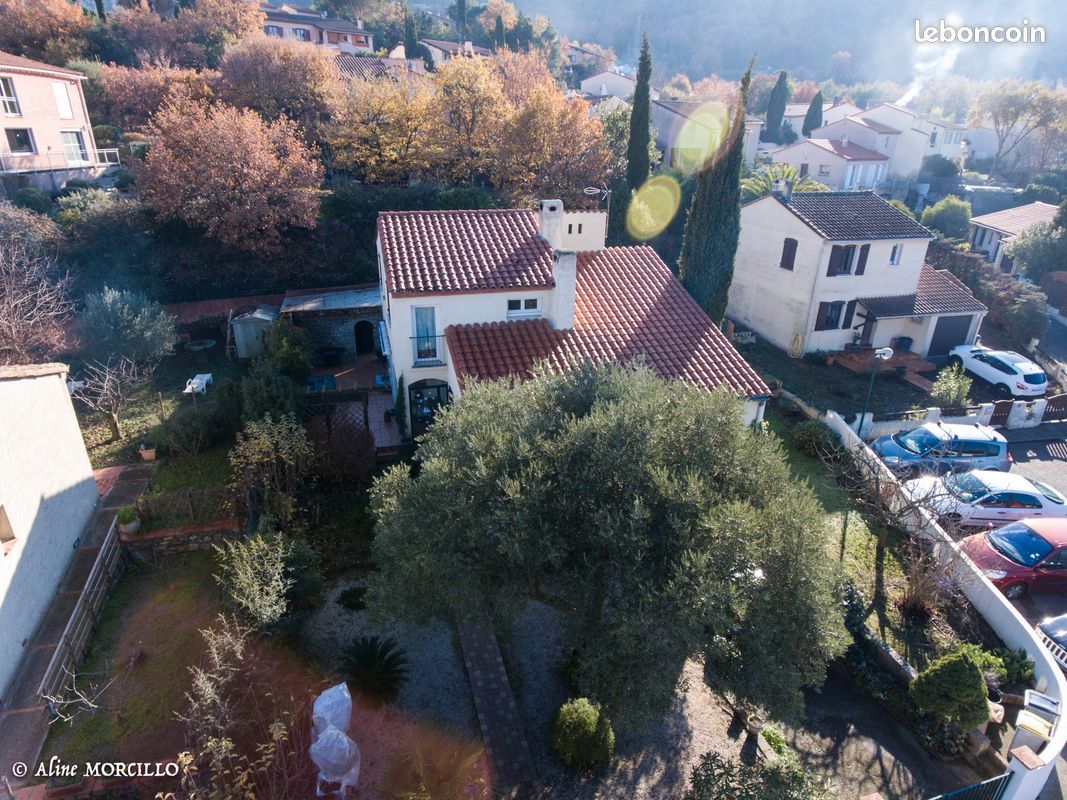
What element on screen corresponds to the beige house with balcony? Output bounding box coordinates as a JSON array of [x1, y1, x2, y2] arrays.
[[0, 52, 118, 197], [772, 137, 889, 190], [260, 2, 373, 53]]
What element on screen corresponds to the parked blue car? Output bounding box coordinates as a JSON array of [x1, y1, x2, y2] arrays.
[[870, 421, 1011, 476]]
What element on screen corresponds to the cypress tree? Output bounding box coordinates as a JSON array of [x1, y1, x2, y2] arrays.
[[94, 0, 106, 20], [494, 15, 506, 50], [626, 34, 653, 192], [801, 90, 823, 137], [677, 65, 752, 324], [456, 0, 467, 42], [762, 70, 788, 143], [403, 6, 418, 57]]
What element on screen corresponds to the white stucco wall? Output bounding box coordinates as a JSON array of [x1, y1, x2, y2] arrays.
[[0, 67, 98, 174], [0, 365, 96, 702], [857, 105, 929, 179]]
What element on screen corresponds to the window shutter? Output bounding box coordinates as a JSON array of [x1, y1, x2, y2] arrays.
[[827, 246, 842, 277], [814, 302, 829, 331], [856, 244, 870, 275], [842, 300, 857, 330], [780, 238, 798, 270]]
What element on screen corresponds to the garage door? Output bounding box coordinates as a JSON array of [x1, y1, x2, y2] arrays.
[[927, 314, 974, 357]]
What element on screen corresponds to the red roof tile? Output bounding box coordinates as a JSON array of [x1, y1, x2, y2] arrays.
[[377, 209, 555, 296], [0, 50, 84, 78], [858, 265, 987, 318], [446, 247, 772, 398], [807, 138, 888, 161]]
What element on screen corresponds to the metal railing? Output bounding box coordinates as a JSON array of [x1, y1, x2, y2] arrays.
[[929, 774, 1012, 800], [0, 148, 121, 174], [411, 334, 445, 366]]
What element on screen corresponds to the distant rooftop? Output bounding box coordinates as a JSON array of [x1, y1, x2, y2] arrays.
[[280, 285, 382, 313], [970, 201, 1060, 237]]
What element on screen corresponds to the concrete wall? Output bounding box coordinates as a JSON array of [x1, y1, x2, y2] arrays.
[[0, 69, 97, 174], [0, 365, 97, 702], [823, 410, 1067, 800]]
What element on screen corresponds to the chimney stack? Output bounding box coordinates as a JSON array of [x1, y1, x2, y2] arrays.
[[538, 199, 565, 250], [840, 135, 850, 148], [549, 251, 577, 330], [771, 179, 793, 203]]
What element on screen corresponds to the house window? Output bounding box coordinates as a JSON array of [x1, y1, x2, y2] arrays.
[[889, 244, 902, 265], [506, 298, 540, 319], [0, 77, 19, 116], [52, 82, 73, 119], [799, 163, 809, 178], [929, 130, 938, 147], [293, 27, 312, 41], [779, 237, 798, 270], [827, 244, 856, 276], [818, 164, 831, 176], [814, 301, 845, 331], [5, 128, 34, 153], [264, 24, 283, 36], [61, 130, 88, 163], [412, 306, 438, 364]]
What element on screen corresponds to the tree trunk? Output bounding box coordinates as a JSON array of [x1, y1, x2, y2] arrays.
[[107, 412, 123, 441]]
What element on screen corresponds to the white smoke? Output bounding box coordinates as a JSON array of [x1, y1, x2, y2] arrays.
[[896, 35, 960, 107]]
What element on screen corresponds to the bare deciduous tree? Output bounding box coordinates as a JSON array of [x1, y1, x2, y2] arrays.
[[75, 357, 151, 441], [0, 241, 72, 365], [43, 664, 124, 725]]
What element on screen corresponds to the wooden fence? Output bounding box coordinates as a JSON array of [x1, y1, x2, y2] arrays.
[[37, 517, 126, 704]]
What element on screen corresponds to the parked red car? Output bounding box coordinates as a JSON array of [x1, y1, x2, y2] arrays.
[[960, 519, 1067, 599]]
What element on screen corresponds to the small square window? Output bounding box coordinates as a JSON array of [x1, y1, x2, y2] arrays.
[[818, 164, 831, 176], [524, 299, 538, 310], [507, 299, 522, 311], [507, 298, 540, 319]]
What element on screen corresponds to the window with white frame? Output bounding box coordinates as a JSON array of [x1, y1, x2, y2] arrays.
[[412, 306, 438, 364], [293, 27, 312, 41], [52, 82, 73, 119], [506, 298, 540, 319], [889, 244, 902, 265], [264, 24, 283, 36], [0, 78, 19, 116], [818, 164, 831, 176], [61, 130, 88, 163]]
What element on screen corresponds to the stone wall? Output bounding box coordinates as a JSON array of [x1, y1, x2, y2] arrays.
[[121, 519, 241, 561], [299, 311, 382, 362]]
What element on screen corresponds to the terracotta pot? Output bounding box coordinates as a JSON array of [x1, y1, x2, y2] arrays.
[[139, 447, 156, 462]]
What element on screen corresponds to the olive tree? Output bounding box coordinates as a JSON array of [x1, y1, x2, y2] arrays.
[[368, 363, 845, 728]]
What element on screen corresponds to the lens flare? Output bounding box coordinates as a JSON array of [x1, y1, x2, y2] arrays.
[[626, 175, 682, 241], [672, 101, 729, 173]]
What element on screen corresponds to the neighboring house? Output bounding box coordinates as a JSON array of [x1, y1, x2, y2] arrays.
[[564, 42, 605, 69], [728, 189, 987, 358], [419, 39, 492, 68], [0, 52, 119, 196], [0, 363, 97, 704], [335, 53, 426, 80], [810, 116, 901, 167], [376, 202, 771, 435], [584, 93, 628, 116], [968, 201, 1061, 275], [853, 103, 966, 181], [781, 100, 861, 137], [772, 137, 888, 190], [651, 99, 761, 170], [260, 1, 373, 53], [579, 70, 660, 101], [279, 284, 383, 363]]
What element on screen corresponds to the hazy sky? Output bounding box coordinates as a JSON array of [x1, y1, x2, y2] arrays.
[[514, 0, 1064, 84]]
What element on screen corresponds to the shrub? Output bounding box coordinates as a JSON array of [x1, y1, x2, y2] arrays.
[[910, 649, 989, 729], [11, 187, 51, 213], [112, 169, 135, 190], [922, 154, 960, 178], [549, 698, 615, 772], [157, 380, 242, 457], [117, 505, 138, 524], [284, 537, 324, 613], [341, 636, 409, 703], [80, 287, 177, 363], [996, 647, 1035, 688], [264, 318, 312, 379], [54, 187, 116, 232], [889, 199, 915, 218], [920, 195, 972, 240], [56, 178, 101, 197], [435, 187, 499, 210], [931, 364, 972, 409], [93, 124, 120, 146], [952, 643, 1007, 686], [790, 419, 838, 457], [241, 358, 303, 420], [380, 728, 488, 800], [337, 586, 367, 611], [215, 530, 294, 628]]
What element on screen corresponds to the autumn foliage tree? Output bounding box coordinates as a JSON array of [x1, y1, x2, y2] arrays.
[[434, 57, 508, 184], [217, 36, 342, 146], [139, 96, 322, 255], [96, 63, 217, 130], [0, 0, 90, 64]]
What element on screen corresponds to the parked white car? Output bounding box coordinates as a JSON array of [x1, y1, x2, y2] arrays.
[[905, 469, 1067, 528], [947, 344, 1047, 399]]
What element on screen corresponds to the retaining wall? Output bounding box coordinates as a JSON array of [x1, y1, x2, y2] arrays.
[[120, 519, 240, 561]]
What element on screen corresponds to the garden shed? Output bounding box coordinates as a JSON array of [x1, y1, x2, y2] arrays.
[[230, 304, 279, 359]]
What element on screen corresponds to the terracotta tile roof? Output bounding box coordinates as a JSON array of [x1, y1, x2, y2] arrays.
[[377, 209, 555, 296], [0, 50, 84, 78], [858, 265, 987, 318], [446, 247, 771, 398], [970, 201, 1060, 237], [776, 191, 934, 241], [807, 138, 888, 161], [335, 54, 390, 79]]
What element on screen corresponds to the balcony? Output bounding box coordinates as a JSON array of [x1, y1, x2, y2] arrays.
[[0, 148, 121, 175], [411, 335, 445, 367]]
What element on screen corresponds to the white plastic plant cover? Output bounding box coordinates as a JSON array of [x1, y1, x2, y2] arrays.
[[312, 682, 352, 739], [310, 725, 361, 795]]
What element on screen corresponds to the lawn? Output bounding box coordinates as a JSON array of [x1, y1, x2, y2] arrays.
[[766, 406, 965, 667], [149, 446, 233, 493], [41, 552, 222, 766], [77, 351, 245, 469], [738, 337, 932, 415]]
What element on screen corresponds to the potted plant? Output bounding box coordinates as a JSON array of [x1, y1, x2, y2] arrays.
[[116, 505, 140, 535], [138, 442, 156, 462]]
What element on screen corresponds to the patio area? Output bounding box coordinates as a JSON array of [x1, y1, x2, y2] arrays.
[[309, 353, 389, 392], [830, 348, 937, 376]]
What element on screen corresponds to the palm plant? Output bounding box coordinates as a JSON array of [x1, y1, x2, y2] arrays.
[[380, 728, 489, 800], [740, 163, 829, 203], [340, 636, 409, 704]]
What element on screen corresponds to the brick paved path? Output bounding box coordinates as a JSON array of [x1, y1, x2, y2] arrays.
[[457, 621, 537, 800]]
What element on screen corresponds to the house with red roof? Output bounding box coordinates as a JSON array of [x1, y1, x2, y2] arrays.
[[376, 201, 771, 436], [728, 188, 987, 360], [0, 52, 118, 196], [771, 136, 889, 191]]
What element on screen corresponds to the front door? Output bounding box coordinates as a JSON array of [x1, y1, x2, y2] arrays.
[[408, 379, 450, 438], [354, 320, 375, 355], [928, 315, 974, 357]]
